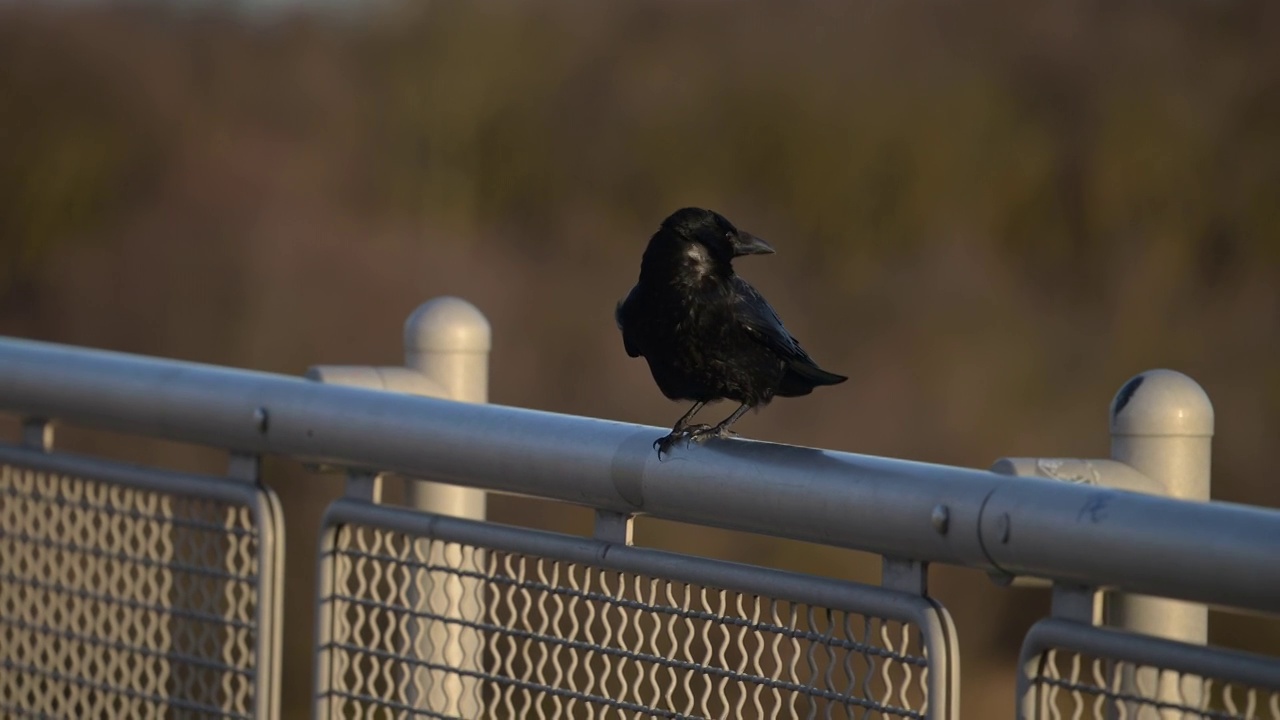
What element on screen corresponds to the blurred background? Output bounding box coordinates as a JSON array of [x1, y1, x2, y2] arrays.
[[2, 0, 1278, 717]]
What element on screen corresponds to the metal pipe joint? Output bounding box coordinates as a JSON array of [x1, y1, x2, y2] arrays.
[[306, 296, 491, 521], [991, 369, 1214, 654]]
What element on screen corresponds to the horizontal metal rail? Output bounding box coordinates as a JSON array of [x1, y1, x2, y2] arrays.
[[1, 337, 1279, 615]]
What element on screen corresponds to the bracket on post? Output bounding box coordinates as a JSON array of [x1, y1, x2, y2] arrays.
[[593, 510, 634, 546], [345, 470, 384, 504], [227, 452, 262, 483], [21, 417, 52, 452], [1050, 583, 1102, 625], [881, 557, 929, 596]]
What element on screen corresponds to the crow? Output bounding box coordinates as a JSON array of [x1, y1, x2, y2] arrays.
[[616, 207, 847, 456]]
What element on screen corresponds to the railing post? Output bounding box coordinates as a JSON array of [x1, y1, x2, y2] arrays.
[[307, 296, 490, 718], [401, 297, 490, 520], [1106, 370, 1212, 717], [992, 369, 1214, 717], [400, 298, 489, 718], [1106, 369, 1212, 643]]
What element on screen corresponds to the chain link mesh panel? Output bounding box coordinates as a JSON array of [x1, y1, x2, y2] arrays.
[[0, 448, 283, 720], [1020, 618, 1280, 720], [316, 502, 957, 720]]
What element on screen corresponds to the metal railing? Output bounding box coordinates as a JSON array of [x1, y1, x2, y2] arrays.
[[0, 296, 1278, 719]]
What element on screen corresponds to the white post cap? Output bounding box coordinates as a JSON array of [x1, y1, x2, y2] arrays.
[[404, 297, 492, 354], [1110, 369, 1214, 437]]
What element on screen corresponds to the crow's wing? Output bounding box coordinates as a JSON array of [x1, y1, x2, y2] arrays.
[[731, 278, 810, 361], [732, 278, 847, 386], [615, 293, 642, 358]]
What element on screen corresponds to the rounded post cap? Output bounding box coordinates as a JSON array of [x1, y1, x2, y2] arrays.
[[1110, 369, 1214, 437], [404, 297, 491, 353]]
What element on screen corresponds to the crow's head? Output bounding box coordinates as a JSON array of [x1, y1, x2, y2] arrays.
[[656, 208, 774, 275]]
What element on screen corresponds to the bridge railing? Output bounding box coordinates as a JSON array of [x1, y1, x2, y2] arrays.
[[0, 296, 1276, 719]]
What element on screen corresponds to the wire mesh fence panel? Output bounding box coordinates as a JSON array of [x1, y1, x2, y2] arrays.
[[0, 447, 283, 720], [1019, 618, 1280, 720], [315, 501, 957, 720]]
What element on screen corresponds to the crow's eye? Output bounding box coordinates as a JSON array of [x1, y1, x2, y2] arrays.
[[725, 231, 734, 240]]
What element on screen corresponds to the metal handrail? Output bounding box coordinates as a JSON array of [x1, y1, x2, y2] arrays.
[[1, 335, 1278, 615]]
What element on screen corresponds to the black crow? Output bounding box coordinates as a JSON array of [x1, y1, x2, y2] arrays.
[[616, 207, 847, 455]]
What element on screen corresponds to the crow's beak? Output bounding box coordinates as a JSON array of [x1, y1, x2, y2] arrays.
[[732, 231, 775, 257]]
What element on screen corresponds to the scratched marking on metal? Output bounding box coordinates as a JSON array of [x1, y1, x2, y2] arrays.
[[1036, 458, 1101, 486]]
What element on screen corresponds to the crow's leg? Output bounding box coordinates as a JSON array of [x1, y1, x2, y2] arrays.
[[687, 403, 752, 444], [653, 401, 708, 456], [671, 401, 706, 432]]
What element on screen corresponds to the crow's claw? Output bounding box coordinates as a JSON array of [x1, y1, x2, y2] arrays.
[[680, 424, 714, 447], [686, 425, 737, 445], [653, 432, 682, 458], [654, 424, 717, 457]]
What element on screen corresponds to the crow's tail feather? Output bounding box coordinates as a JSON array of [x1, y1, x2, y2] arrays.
[[777, 361, 847, 396], [791, 361, 847, 386]]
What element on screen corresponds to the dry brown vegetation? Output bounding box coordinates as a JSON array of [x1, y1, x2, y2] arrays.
[[2, 1, 1278, 716]]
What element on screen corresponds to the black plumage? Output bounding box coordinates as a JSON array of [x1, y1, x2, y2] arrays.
[[616, 207, 847, 455]]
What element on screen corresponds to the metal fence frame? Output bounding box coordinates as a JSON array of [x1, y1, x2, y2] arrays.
[[1019, 618, 1280, 719], [315, 500, 961, 719], [0, 442, 285, 719], [2, 296, 1279, 719]]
